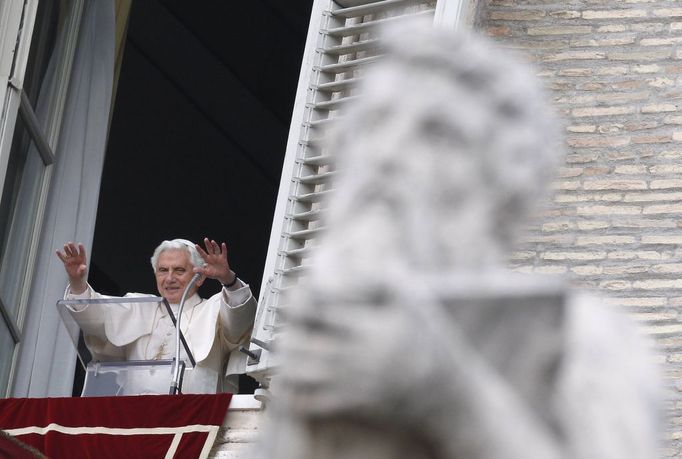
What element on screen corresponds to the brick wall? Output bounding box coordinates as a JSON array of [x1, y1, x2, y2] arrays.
[[477, 1, 682, 455]]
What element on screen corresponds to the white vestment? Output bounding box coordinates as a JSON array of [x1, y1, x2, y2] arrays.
[[65, 282, 257, 394]]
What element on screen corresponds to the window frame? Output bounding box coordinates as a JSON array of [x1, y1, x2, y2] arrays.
[[0, 0, 84, 396]]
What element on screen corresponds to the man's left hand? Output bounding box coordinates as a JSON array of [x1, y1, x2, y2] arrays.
[[194, 238, 236, 286]]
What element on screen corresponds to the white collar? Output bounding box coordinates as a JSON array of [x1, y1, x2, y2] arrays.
[[160, 293, 203, 317]]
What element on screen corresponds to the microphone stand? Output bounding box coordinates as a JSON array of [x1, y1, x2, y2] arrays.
[[169, 272, 201, 395]]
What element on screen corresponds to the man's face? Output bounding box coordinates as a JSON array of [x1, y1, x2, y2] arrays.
[[155, 249, 203, 304]]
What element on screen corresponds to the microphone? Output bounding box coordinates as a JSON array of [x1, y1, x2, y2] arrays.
[[170, 272, 202, 394], [189, 272, 201, 285]]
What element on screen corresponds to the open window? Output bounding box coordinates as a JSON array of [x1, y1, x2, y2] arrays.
[[0, 0, 85, 396]]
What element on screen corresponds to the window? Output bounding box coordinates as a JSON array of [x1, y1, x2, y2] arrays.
[[0, 0, 84, 396]]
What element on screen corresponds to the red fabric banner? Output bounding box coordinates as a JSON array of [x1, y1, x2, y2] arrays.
[[0, 394, 231, 459]]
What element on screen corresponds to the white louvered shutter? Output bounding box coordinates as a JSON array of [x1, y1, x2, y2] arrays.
[[247, 0, 470, 385]]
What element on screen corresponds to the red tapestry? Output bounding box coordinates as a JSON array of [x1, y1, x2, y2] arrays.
[[0, 394, 231, 459]]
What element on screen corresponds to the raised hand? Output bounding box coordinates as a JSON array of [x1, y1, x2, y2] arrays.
[[194, 238, 235, 286], [56, 242, 88, 294]]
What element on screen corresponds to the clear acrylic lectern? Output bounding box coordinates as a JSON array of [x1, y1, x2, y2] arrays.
[[57, 296, 195, 396]]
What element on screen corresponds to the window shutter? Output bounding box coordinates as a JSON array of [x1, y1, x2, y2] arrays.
[[247, 0, 442, 384]]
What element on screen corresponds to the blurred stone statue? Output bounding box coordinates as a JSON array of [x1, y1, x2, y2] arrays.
[[258, 23, 661, 459]]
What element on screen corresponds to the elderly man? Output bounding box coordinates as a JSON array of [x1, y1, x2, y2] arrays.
[[56, 238, 257, 394]]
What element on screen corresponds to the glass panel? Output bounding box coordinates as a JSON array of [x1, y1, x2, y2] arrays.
[[22, 0, 68, 110], [0, 316, 16, 395], [0, 116, 47, 320], [81, 361, 190, 397]]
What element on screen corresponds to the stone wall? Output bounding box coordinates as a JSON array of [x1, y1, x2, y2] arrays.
[[477, 0, 682, 455], [209, 397, 262, 458]]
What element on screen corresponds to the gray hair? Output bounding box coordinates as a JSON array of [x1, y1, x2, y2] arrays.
[[150, 239, 204, 271]]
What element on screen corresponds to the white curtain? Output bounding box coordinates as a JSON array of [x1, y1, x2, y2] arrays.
[[12, 0, 115, 397]]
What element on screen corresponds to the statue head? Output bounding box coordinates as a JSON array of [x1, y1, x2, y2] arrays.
[[316, 24, 562, 282]]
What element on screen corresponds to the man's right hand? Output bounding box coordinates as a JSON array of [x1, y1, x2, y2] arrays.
[[55, 242, 88, 294]]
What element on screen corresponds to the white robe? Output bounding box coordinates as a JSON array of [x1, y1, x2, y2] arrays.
[[65, 282, 257, 394]]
